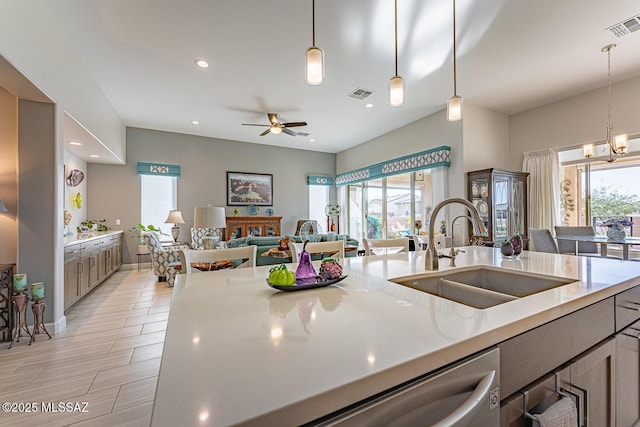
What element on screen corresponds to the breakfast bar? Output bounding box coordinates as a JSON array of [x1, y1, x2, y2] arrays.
[[151, 247, 640, 426]]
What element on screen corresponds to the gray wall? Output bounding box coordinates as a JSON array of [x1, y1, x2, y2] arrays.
[[18, 99, 59, 323], [88, 127, 336, 264]]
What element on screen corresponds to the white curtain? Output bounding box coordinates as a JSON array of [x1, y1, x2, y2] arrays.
[[523, 148, 561, 230]]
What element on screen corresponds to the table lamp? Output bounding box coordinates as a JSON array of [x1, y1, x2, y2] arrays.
[[194, 206, 226, 249], [165, 210, 185, 242]]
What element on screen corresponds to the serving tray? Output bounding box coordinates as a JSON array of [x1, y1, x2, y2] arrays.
[[267, 275, 348, 292]]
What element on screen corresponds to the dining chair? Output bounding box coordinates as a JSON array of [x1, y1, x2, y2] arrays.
[[178, 246, 257, 273], [528, 228, 559, 253], [554, 225, 600, 256], [363, 238, 410, 255], [288, 240, 344, 263]]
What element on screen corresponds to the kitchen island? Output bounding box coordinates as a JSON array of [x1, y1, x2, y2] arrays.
[[151, 246, 640, 426]]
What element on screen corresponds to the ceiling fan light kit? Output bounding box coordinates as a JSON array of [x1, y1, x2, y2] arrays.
[[389, 0, 404, 106], [243, 113, 308, 137], [306, 0, 324, 85], [447, 0, 463, 121]]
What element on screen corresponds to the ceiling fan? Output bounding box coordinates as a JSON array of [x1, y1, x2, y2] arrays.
[[242, 113, 307, 136]]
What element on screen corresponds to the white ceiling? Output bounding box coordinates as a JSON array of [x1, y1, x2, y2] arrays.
[[50, 0, 640, 161]]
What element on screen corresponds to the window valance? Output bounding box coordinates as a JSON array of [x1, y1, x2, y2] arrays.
[[335, 146, 450, 186], [307, 175, 334, 186], [137, 162, 181, 177]]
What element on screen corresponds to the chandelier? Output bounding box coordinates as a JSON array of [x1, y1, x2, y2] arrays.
[[583, 44, 628, 162]]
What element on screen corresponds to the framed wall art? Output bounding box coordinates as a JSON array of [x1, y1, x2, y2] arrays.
[[227, 172, 273, 206]]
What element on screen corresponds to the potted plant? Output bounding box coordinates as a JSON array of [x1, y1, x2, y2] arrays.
[[128, 224, 166, 254], [78, 219, 110, 232]]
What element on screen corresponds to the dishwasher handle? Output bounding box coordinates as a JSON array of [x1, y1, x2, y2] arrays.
[[432, 369, 496, 427]]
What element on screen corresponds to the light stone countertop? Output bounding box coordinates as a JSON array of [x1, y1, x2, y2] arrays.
[[151, 246, 640, 426], [63, 230, 123, 246]]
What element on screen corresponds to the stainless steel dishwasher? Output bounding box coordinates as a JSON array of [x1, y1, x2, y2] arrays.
[[309, 348, 500, 427]]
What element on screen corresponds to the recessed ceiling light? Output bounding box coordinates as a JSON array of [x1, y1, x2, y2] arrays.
[[365, 103, 374, 108], [89, 154, 100, 158], [310, 138, 315, 142], [194, 59, 209, 68], [69, 141, 82, 145], [191, 120, 200, 125]]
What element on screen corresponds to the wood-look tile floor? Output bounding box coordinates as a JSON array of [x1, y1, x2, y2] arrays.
[[0, 269, 170, 427]]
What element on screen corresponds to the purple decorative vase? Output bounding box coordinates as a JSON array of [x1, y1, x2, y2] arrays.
[[510, 234, 523, 255], [500, 240, 514, 257], [295, 241, 317, 285]]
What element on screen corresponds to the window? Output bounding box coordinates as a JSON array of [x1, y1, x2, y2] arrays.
[[347, 170, 432, 241], [309, 185, 329, 232], [141, 175, 177, 238], [560, 156, 640, 259]]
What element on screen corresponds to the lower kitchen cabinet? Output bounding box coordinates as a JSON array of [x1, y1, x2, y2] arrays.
[[616, 319, 640, 426], [568, 337, 616, 427], [64, 232, 122, 310]]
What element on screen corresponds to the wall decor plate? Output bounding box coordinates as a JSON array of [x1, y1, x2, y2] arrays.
[[472, 183, 479, 197], [246, 204, 259, 216], [66, 169, 85, 187], [232, 208, 241, 216], [477, 200, 488, 215], [265, 208, 274, 216]]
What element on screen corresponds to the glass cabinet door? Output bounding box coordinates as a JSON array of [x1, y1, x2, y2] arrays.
[[494, 178, 509, 240], [511, 179, 526, 235]]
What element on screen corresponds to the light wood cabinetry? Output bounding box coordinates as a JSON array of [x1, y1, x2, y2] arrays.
[[64, 233, 122, 311], [225, 216, 282, 240], [467, 168, 529, 245]]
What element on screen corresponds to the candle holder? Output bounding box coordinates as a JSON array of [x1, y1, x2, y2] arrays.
[[8, 293, 31, 349], [31, 282, 45, 302], [30, 301, 51, 344], [13, 273, 27, 294]]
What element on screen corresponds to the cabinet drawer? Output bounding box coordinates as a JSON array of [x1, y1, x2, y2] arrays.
[[81, 241, 101, 253], [64, 244, 81, 261], [615, 284, 640, 332], [498, 297, 614, 399]]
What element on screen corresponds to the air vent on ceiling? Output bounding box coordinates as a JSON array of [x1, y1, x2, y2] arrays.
[[348, 87, 374, 100], [607, 15, 640, 38], [297, 132, 309, 137]]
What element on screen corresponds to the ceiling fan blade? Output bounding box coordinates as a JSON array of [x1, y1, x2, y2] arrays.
[[267, 113, 279, 126], [282, 128, 298, 136], [242, 123, 269, 127], [259, 129, 271, 136], [282, 121, 307, 128]]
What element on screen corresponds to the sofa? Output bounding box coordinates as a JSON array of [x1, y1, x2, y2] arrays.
[[227, 234, 359, 266]]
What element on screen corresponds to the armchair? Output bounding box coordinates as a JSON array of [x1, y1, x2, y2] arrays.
[[191, 227, 215, 250], [142, 232, 190, 287]]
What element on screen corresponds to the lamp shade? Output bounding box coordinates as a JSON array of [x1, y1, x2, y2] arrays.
[[305, 46, 324, 85], [194, 207, 226, 229], [447, 95, 463, 121], [165, 210, 185, 224], [389, 76, 404, 107], [583, 144, 594, 158], [0, 197, 7, 213]]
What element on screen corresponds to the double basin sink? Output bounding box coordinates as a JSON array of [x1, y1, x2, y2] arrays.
[[390, 266, 576, 309]]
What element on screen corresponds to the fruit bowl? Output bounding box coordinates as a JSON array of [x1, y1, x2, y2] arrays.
[[266, 275, 348, 292]]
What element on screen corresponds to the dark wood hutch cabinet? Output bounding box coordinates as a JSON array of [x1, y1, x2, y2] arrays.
[[467, 168, 529, 246]]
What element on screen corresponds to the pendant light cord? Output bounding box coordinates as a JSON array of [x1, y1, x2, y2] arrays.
[[394, 0, 398, 76], [607, 46, 612, 134], [312, 0, 316, 46], [452, 0, 457, 96]]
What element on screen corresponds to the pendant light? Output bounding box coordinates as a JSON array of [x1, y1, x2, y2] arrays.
[[447, 0, 462, 121], [389, 0, 404, 106], [305, 0, 324, 85], [582, 44, 628, 162]]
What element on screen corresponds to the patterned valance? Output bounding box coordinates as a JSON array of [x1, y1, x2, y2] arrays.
[[336, 146, 450, 186], [307, 175, 334, 186], [137, 162, 181, 177]]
